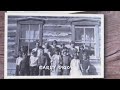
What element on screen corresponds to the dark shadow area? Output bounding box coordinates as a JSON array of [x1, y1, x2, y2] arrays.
[[88, 64, 98, 75]]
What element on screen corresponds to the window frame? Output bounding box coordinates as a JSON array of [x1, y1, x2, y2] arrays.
[[74, 26, 95, 43], [74, 26, 96, 59], [16, 18, 44, 55], [71, 19, 100, 60]]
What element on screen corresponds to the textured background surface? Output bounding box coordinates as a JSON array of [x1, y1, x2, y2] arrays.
[[0, 11, 4, 79], [71, 11, 120, 79], [1, 11, 120, 79]]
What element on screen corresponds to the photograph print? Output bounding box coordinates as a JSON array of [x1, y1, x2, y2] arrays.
[[4, 12, 104, 79]]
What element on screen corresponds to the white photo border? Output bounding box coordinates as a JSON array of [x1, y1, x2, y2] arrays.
[[4, 11, 104, 79]]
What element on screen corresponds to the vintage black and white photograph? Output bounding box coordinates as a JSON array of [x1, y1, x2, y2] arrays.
[[4, 12, 104, 78]]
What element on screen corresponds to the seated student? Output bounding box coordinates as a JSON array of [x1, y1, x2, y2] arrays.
[[38, 46, 48, 76], [16, 51, 23, 76], [81, 51, 91, 75], [70, 53, 82, 76], [29, 50, 39, 76], [51, 49, 62, 76], [62, 48, 71, 75]]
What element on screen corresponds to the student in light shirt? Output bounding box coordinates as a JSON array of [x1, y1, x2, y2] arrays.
[[70, 53, 82, 76], [32, 41, 41, 57], [51, 49, 62, 76], [29, 50, 39, 76], [16, 51, 23, 76]]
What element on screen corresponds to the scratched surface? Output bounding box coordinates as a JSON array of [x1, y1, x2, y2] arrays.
[[0, 11, 120, 79], [0, 11, 4, 79]]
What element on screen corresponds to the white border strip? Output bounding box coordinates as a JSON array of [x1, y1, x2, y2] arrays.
[[4, 11, 104, 79], [7, 11, 85, 14]]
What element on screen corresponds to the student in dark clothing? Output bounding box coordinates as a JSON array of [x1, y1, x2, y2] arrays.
[[88, 64, 98, 75], [78, 45, 84, 63], [43, 42, 51, 75], [50, 40, 60, 57], [69, 41, 78, 59], [19, 53, 30, 76], [16, 51, 23, 76], [81, 51, 91, 75], [60, 43, 67, 55], [62, 49, 71, 75], [44, 53, 51, 75], [19, 53, 26, 76], [38, 47, 47, 76]]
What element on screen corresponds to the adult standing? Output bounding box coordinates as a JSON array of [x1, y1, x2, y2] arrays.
[[16, 51, 23, 76], [38, 47, 48, 76], [29, 51, 39, 76], [70, 53, 82, 76], [43, 42, 51, 75], [81, 51, 91, 75], [50, 40, 60, 57], [78, 45, 84, 64], [32, 41, 41, 57], [19, 53, 30, 76], [30, 41, 42, 75], [68, 41, 78, 59], [62, 49, 71, 75]]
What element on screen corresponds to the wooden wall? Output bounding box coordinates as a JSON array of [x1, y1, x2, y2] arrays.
[[8, 17, 72, 62], [8, 16, 100, 62], [81, 11, 120, 79]]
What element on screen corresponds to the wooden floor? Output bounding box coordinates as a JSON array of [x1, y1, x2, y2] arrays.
[[1, 11, 120, 79]]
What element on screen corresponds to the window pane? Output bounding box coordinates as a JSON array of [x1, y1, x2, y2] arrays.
[[20, 24, 40, 53], [21, 24, 39, 40], [19, 39, 36, 52], [21, 25, 29, 38], [75, 28, 84, 42], [29, 41, 36, 52], [85, 28, 94, 42], [25, 30, 29, 40], [30, 24, 39, 40], [19, 39, 28, 47]]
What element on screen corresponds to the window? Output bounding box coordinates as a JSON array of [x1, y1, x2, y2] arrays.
[[16, 19, 44, 55], [19, 24, 40, 53], [74, 26, 95, 58], [20, 24, 39, 42], [71, 19, 100, 60], [75, 27, 95, 42], [75, 28, 84, 42]]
